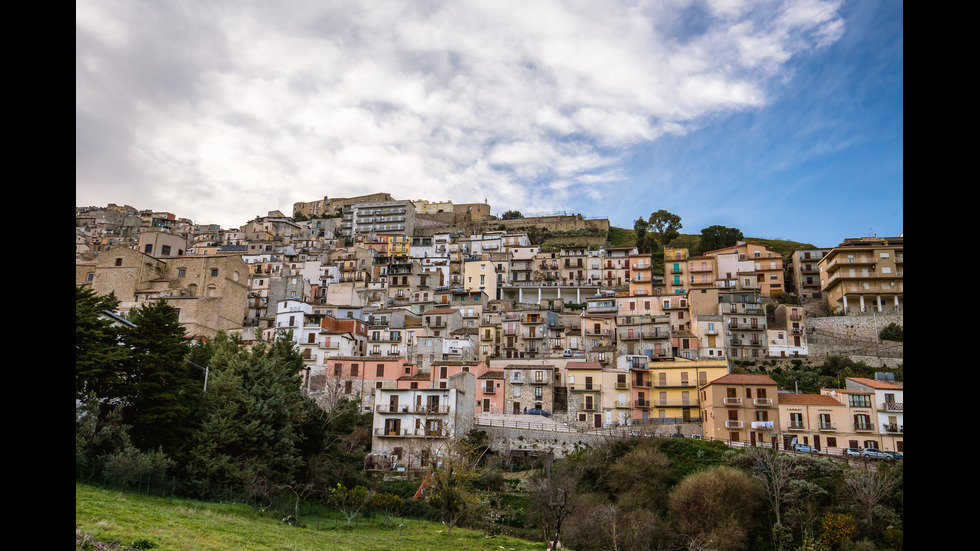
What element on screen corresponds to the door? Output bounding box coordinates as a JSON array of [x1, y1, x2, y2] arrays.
[[513, 402, 520, 414], [594, 414, 601, 428]]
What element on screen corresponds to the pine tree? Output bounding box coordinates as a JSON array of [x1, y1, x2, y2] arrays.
[[75, 287, 130, 400], [121, 300, 197, 459]]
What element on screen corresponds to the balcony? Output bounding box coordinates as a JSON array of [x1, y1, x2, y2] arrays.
[[725, 420, 743, 429], [569, 384, 600, 392], [883, 423, 903, 433], [854, 422, 875, 432], [723, 397, 743, 405], [753, 398, 774, 407], [818, 422, 837, 431], [614, 400, 632, 409], [786, 421, 806, 431]]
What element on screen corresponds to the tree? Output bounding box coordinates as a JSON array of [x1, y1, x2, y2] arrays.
[[121, 300, 197, 458], [425, 437, 480, 536], [745, 448, 795, 549], [500, 210, 524, 220], [186, 332, 321, 492], [669, 466, 763, 551], [698, 225, 744, 254], [532, 463, 584, 551], [647, 209, 683, 251], [836, 468, 899, 536], [76, 287, 130, 401], [371, 492, 405, 529], [329, 483, 371, 529]]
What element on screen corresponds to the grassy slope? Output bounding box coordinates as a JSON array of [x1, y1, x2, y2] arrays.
[[605, 227, 814, 258], [75, 483, 547, 551]]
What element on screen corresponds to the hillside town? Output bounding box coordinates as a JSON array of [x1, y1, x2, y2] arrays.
[[75, 194, 904, 469]]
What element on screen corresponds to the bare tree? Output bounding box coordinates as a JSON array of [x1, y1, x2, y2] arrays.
[[837, 468, 898, 534], [532, 463, 583, 550], [746, 448, 794, 527]]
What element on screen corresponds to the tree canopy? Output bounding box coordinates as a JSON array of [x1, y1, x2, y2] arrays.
[[697, 224, 745, 254]]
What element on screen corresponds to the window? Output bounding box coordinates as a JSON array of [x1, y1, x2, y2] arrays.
[[161, 245, 171, 255], [115, 258, 123, 266], [144, 244, 153, 254], [211, 268, 219, 277]]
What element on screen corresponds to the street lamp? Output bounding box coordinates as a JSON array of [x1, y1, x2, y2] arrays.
[[185, 359, 210, 393]]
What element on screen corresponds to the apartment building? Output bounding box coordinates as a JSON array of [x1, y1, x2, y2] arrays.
[[476, 370, 506, 414], [627, 253, 654, 296], [777, 392, 850, 452], [705, 242, 785, 297], [647, 358, 728, 424], [368, 371, 475, 471], [615, 314, 672, 359], [664, 248, 690, 295], [818, 236, 903, 314], [701, 373, 780, 447], [767, 304, 808, 358], [819, 386, 883, 451], [846, 377, 903, 453], [339, 199, 416, 240], [566, 361, 605, 428], [719, 291, 768, 360], [786, 248, 830, 299], [503, 363, 557, 414]]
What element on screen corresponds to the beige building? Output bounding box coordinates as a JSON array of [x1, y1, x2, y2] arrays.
[[705, 242, 786, 297], [463, 260, 497, 299], [88, 248, 249, 339], [818, 235, 903, 314], [503, 363, 557, 415], [786, 248, 830, 299], [701, 373, 780, 447], [777, 392, 850, 452]]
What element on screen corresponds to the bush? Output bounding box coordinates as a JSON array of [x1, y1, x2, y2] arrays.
[[879, 323, 903, 342]]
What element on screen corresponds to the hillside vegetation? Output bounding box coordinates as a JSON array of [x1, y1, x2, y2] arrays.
[[76, 482, 547, 551]]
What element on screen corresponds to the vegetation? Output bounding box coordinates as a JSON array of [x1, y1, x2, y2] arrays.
[[879, 323, 903, 342], [77, 288, 902, 550]]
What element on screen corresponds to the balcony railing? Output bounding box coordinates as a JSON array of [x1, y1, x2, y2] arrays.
[[723, 397, 743, 405], [786, 421, 806, 431], [818, 422, 837, 431], [725, 420, 743, 429]]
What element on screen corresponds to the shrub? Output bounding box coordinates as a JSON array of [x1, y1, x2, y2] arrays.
[[820, 513, 858, 547]]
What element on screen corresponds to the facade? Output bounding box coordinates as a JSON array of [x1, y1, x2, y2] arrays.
[[368, 372, 476, 471], [786, 248, 830, 299], [845, 377, 904, 453], [701, 373, 780, 447], [777, 392, 850, 452], [818, 236, 904, 314]]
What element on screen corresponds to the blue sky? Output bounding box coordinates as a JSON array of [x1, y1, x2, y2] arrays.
[[76, 0, 902, 248]]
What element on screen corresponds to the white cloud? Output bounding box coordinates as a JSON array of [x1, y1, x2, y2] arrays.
[[76, 0, 845, 227]]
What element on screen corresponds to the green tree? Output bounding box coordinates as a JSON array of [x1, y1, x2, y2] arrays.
[[186, 332, 320, 492], [121, 300, 197, 458], [330, 483, 371, 529], [500, 210, 524, 220], [647, 209, 683, 251], [76, 287, 130, 401], [697, 225, 744, 254]]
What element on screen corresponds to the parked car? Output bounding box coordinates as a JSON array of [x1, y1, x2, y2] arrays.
[[793, 443, 818, 454], [527, 408, 551, 417], [884, 451, 904, 461], [844, 447, 862, 457], [860, 448, 893, 460]]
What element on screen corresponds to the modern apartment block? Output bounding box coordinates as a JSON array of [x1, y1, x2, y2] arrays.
[[818, 235, 904, 314], [845, 376, 903, 453], [339, 200, 416, 240]]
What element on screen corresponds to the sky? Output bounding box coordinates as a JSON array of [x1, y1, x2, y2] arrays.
[[76, 0, 902, 248]]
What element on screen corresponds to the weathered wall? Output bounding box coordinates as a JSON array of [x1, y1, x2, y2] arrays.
[[805, 312, 903, 367]]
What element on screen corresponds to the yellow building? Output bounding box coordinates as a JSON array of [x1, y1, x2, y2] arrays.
[[648, 358, 729, 424]]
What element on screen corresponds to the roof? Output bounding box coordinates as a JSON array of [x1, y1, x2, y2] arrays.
[[848, 377, 902, 390], [566, 361, 603, 370], [778, 393, 843, 406], [478, 371, 505, 379], [709, 373, 777, 386], [424, 308, 457, 315]]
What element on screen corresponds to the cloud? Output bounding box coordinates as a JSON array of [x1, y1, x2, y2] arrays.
[[76, 0, 845, 227]]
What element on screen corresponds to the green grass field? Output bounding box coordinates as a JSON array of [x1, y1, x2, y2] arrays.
[[75, 483, 548, 551]]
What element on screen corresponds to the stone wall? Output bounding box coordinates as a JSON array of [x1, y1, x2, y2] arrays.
[[474, 419, 703, 459], [805, 312, 903, 367]]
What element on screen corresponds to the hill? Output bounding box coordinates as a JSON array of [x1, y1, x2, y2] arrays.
[[75, 483, 547, 551], [605, 227, 815, 258]]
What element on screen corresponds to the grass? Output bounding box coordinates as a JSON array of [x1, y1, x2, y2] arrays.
[[76, 482, 548, 551]]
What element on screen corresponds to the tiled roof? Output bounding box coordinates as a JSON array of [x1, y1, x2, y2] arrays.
[[848, 377, 902, 390], [778, 393, 842, 406], [709, 373, 777, 385]]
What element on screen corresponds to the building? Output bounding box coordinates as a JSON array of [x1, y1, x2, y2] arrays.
[[368, 372, 475, 471], [818, 235, 904, 314], [786, 248, 830, 299], [845, 376, 903, 453], [777, 392, 849, 452], [700, 373, 780, 447]]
